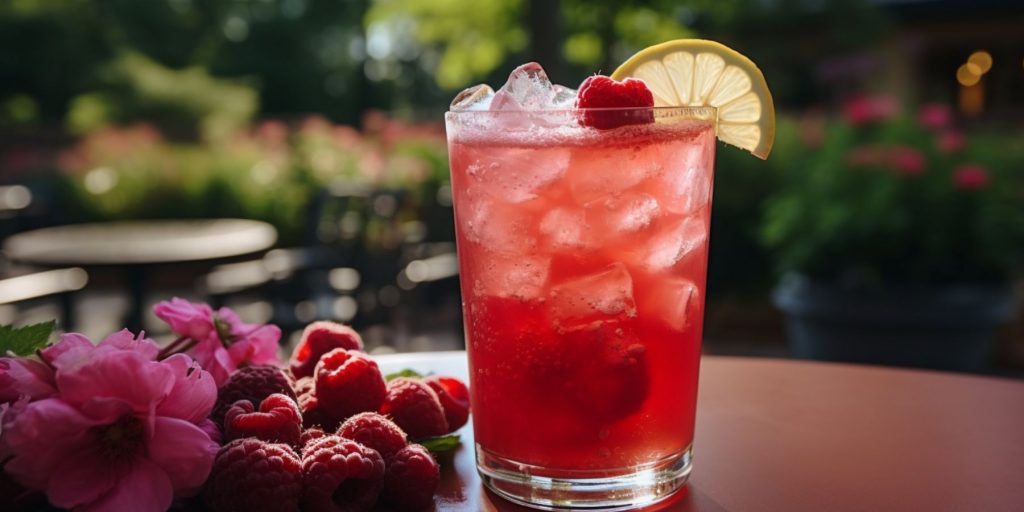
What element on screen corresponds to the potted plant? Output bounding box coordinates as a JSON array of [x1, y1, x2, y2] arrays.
[[761, 98, 1024, 371]]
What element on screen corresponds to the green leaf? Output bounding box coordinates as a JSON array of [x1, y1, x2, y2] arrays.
[[0, 320, 57, 357], [385, 368, 424, 382], [418, 434, 460, 454]]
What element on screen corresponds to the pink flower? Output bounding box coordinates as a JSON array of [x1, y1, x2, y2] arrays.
[[889, 146, 926, 175], [40, 330, 160, 373], [255, 120, 289, 146], [843, 95, 898, 126], [153, 298, 217, 342], [953, 164, 990, 190], [2, 348, 218, 512], [1, 330, 159, 406], [153, 298, 282, 385], [937, 130, 966, 154], [918, 104, 952, 130]]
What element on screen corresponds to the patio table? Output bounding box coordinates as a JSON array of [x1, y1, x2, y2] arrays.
[[2, 219, 277, 331], [376, 351, 1024, 512]]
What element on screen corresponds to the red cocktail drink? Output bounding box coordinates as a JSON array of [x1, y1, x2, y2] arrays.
[[446, 106, 716, 508]]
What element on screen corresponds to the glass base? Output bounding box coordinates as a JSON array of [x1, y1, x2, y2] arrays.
[[477, 445, 692, 510]]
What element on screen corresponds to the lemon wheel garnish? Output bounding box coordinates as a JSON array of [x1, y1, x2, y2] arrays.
[[611, 39, 775, 159]]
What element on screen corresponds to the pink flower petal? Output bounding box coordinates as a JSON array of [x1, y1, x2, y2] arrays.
[[77, 458, 173, 512], [155, 354, 217, 424], [226, 339, 257, 367], [0, 357, 56, 403], [3, 398, 101, 491], [40, 333, 94, 364], [0, 361, 16, 404], [57, 350, 174, 421], [146, 417, 218, 495], [153, 298, 215, 341], [187, 336, 234, 386], [243, 325, 283, 366], [47, 443, 119, 509], [98, 329, 160, 360], [220, 308, 282, 367], [197, 418, 222, 444]]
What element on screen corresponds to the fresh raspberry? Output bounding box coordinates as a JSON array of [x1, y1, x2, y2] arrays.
[[300, 427, 327, 453], [564, 321, 649, 420], [301, 435, 385, 512], [203, 438, 303, 512], [337, 412, 408, 460], [315, 348, 387, 424], [575, 75, 655, 130], [380, 444, 440, 510], [293, 375, 315, 397], [378, 378, 448, 439], [424, 376, 470, 433], [213, 365, 296, 426], [298, 384, 339, 431], [291, 321, 364, 379], [224, 394, 302, 446]]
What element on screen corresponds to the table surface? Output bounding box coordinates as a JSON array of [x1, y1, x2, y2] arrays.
[[376, 351, 1024, 512], [2, 219, 278, 266]]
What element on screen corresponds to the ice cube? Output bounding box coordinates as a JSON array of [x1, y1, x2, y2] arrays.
[[655, 162, 711, 215], [472, 253, 550, 301], [491, 62, 557, 111], [634, 215, 708, 270], [459, 186, 540, 254], [588, 192, 660, 234], [540, 207, 594, 249], [466, 145, 569, 203], [450, 84, 495, 111], [549, 262, 636, 330], [551, 85, 577, 108], [645, 135, 715, 215], [643, 278, 700, 332], [567, 146, 662, 204]]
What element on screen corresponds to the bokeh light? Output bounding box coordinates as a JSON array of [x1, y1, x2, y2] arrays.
[[956, 63, 980, 86], [967, 50, 992, 74]]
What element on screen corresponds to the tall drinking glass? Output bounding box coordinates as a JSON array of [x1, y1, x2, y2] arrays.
[[445, 107, 716, 510]]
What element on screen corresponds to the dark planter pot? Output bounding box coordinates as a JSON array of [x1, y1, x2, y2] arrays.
[[772, 274, 1016, 372]]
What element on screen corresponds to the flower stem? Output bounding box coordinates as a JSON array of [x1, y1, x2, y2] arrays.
[[157, 336, 190, 359]]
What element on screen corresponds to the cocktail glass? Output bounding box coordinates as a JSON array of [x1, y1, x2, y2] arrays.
[[445, 106, 716, 510]]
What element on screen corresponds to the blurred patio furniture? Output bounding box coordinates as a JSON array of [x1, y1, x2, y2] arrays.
[[2, 219, 277, 332], [392, 242, 463, 349], [0, 264, 88, 330], [199, 182, 372, 333], [0, 185, 35, 243], [197, 181, 461, 345], [0, 185, 32, 216], [378, 351, 1024, 511]]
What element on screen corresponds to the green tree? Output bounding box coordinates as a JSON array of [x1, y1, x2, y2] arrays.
[[365, 0, 526, 90]]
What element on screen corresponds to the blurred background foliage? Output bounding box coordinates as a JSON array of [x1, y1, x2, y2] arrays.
[[1, 0, 1022, 306], [0, 0, 909, 131]]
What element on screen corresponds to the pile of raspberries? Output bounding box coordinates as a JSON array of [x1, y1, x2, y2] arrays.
[[202, 321, 470, 512]]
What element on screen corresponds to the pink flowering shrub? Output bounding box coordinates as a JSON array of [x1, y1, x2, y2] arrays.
[[57, 115, 449, 246], [153, 298, 281, 386], [762, 100, 1024, 284], [0, 330, 219, 512]]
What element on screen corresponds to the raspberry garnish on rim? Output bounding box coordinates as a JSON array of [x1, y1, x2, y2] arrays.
[[575, 75, 656, 130]]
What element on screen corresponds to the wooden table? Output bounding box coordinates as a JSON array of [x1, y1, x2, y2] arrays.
[[376, 352, 1024, 512], [2, 219, 277, 330]]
